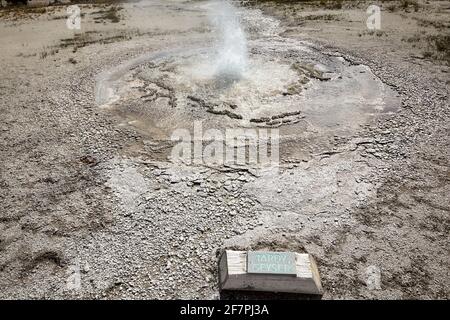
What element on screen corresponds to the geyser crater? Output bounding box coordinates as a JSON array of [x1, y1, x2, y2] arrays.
[[95, 0, 400, 162]]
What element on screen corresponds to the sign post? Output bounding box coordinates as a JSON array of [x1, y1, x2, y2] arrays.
[[219, 250, 323, 295]]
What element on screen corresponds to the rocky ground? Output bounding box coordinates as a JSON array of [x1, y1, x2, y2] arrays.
[[0, 0, 449, 299]]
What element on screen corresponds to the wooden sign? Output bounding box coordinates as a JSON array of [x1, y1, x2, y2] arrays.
[[219, 250, 323, 295]]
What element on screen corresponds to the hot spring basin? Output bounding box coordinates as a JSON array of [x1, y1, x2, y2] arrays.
[[95, 38, 400, 163]]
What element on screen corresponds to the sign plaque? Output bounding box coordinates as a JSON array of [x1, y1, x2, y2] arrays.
[[246, 251, 297, 276]]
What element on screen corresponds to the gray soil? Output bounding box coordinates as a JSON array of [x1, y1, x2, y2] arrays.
[[0, 0, 449, 299]]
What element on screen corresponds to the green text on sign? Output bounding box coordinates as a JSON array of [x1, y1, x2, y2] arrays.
[[246, 251, 297, 276]]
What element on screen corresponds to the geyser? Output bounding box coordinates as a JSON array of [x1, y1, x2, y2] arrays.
[[209, 0, 248, 82]]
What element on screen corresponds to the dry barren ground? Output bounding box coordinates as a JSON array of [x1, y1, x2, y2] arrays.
[[0, 0, 449, 299]]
